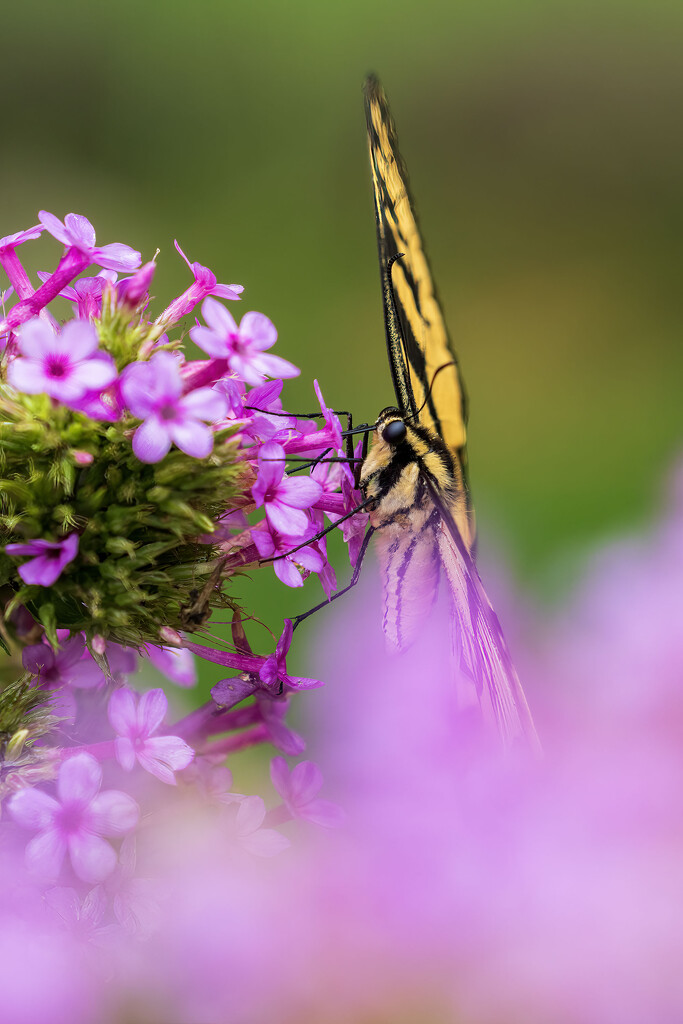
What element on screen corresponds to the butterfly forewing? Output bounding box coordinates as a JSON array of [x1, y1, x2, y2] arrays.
[[364, 76, 473, 546]]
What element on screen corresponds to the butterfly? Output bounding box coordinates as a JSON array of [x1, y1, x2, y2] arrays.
[[359, 76, 539, 750]]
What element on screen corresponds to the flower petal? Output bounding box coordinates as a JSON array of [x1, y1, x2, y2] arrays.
[[88, 789, 139, 835], [168, 419, 213, 458], [201, 296, 237, 335], [132, 418, 172, 463], [64, 213, 96, 248], [108, 687, 138, 737], [114, 736, 137, 772], [57, 753, 102, 805], [269, 756, 291, 799], [274, 558, 304, 588], [9, 787, 59, 830], [277, 476, 323, 510], [266, 502, 309, 537], [300, 798, 345, 829], [235, 794, 266, 836], [240, 828, 290, 857], [94, 243, 142, 273], [38, 210, 70, 246], [289, 760, 324, 806], [238, 311, 277, 350], [16, 317, 56, 358], [137, 689, 168, 735], [136, 735, 195, 784], [180, 387, 228, 422], [25, 828, 67, 879], [59, 319, 99, 359], [68, 832, 117, 883]]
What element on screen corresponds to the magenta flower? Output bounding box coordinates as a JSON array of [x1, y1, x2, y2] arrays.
[[143, 644, 197, 687], [155, 241, 243, 328], [279, 380, 343, 455], [120, 350, 228, 463], [252, 441, 322, 535], [8, 753, 139, 883], [22, 634, 86, 689], [39, 211, 141, 273], [7, 318, 117, 404], [5, 533, 79, 586], [108, 688, 195, 785], [190, 297, 299, 386], [270, 757, 345, 828]]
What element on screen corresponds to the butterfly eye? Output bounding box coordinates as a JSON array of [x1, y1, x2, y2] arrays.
[[383, 420, 407, 444]]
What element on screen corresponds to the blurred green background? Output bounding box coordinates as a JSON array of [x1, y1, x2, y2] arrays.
[[2, 0, 683, 677]]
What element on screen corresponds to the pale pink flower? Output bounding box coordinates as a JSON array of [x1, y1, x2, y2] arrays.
[[7, 318, 116, 404], [270, 757, 344, 827], [120, 350, 227, 462], [108, 687, 194, 785], [9, 753, 138, 883], [190, 297, 298, 385]]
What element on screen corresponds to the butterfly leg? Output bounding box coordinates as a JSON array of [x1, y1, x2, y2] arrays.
[[292, 526, 375, 632]]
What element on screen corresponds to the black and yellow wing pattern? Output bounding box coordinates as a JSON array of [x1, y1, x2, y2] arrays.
[[364, 75, 474, 550]]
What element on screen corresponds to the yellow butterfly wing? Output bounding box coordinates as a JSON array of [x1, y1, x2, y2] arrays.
[[364, 75, 474, 549]]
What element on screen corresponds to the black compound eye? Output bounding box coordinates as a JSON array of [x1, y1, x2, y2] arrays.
[[382, 419, 407, 444]]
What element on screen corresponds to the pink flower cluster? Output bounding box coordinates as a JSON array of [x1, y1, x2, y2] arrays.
[[0, 212, 348, 934], [1, 211, 362, 598]]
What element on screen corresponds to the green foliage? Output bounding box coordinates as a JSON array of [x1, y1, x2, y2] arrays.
[[0, 301, 247, 648]]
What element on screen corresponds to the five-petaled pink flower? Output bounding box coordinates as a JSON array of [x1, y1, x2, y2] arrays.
[[252, 440, 322, 536], [108, 687, 195, 785], [5, 533, 79, 586], [190, 297, 299, 386], [8, 317, 117, 404], [8, 752, 139, 883], [270, 757, 345, 828], [120, 350, 228, 463], [39, 210, 141, 272]]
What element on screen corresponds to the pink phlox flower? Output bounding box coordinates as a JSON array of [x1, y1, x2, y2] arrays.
[[252, 440, 322, 536], [190, 296, 299, 386], [223, 794, 290, 857], [44, 885, 118, 944], [108, 687, 195, 785], [143, 644, 197, 687], [120, 350, 228, 463], [38, 210, 141, 273], [22, 633, 86, 690], [270, 757, 345, 828], [8, 752, 139, 883], [252, 521, 325, 589], [154, 240, 243, 328], [105, 835, 163, 939], [7, 317, 117, 405], [5, 532, 79, 586]]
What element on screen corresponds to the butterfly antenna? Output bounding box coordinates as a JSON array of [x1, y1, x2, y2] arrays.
[[406, 360, 457, 422]]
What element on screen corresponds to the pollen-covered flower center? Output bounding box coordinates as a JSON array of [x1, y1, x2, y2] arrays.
[[56, 801, 86, 835]]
